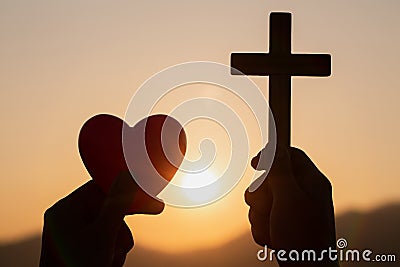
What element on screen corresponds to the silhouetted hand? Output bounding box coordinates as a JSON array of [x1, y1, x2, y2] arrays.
[[245, 146, 338, 267], [39, 172, 164, 267]]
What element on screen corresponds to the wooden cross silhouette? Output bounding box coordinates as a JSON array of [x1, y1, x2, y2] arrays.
[[231, 12, 331, 147]]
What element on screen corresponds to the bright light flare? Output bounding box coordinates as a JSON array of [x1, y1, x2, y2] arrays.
[[162, 168, 222, 205]]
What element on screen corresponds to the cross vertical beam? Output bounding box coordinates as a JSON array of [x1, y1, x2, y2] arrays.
[[269, 13, 292, 147]]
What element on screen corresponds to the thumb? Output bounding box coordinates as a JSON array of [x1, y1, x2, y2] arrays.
[[94, 171, 138, 239], [252, 145, 296, 184], [262, 147, 306, 200]]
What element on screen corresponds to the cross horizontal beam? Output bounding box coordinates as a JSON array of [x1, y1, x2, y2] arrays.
[[231, 54, 331, 76]]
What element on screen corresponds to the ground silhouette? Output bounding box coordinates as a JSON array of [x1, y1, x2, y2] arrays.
[[1, 202, 399, 267]]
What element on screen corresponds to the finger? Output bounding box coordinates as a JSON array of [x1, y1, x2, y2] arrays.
[[251, 144, 275, 170], [126, 190, 165, 215], [251, 144, 299, 187], [95, 171, 138, 238], [248, 205, 272, 246], [117, 221, 134, 253], [251, 224, 271, 247], [245, 172, 271, 208], [251, 144, 303, 191], [249, 143, 277, 192], [112, 221, 134, 267], [255, 146, 306, 200], [245, 172, 273, 247], [251, 151, 261, 169]]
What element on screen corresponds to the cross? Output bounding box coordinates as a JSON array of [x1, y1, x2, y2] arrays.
[[231, 12, 331, 147]]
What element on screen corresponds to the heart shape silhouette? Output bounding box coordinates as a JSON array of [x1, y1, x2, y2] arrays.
[[78, 114, 186, 214]]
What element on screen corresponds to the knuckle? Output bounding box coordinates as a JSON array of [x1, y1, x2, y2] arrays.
[[251, 225, 269, 246], [248, 209, 256, 225], [244, 189, 252, 206], [248, 207, 268, 226]]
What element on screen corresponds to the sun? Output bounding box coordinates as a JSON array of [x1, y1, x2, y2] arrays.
[[174, 168, 221, 205]]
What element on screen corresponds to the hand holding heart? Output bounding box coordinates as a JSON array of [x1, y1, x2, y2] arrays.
[[39, 114, 186, 267]]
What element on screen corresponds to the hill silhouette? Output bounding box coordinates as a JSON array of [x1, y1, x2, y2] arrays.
[[1, 203, 399, 267]]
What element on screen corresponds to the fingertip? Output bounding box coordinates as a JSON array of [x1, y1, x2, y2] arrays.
[[251, 143, 276, 170], [142, 198, 165, 215], [244, 172, 269, 206], [147, 200, 165, 215], [244, 187, 251, 206], [128, 200, 165, 215], [251, 154, 260, 169]]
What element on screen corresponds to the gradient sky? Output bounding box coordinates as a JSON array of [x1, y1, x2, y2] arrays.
[[1, 0, 399, 253]]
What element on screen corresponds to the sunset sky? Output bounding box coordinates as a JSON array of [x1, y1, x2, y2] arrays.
[[1, 0, 399, 254]]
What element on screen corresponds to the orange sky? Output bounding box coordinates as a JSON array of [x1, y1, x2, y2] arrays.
[[0, 0, 399, 253]]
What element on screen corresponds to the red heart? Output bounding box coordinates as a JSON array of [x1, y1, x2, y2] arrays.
[[78, 114, 186, 214]]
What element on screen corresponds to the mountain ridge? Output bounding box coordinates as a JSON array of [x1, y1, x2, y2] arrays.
[[1, 203, 399, 267]]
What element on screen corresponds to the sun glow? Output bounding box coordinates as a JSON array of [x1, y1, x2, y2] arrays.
[[174, 168, 221, 204]]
